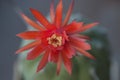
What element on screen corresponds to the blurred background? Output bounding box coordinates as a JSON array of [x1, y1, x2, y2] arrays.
[[0, 0, 120, 80]]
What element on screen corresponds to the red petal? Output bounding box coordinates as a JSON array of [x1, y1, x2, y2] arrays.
[[55, 0, 63, 27], [50, 0, 55, 23], [50, 51, 59, 63], [62, 52, 72, 75], [27, 44, 47, 60], [37, 50, 49, 72], [57, 53, 62, 75], [80, 22, 98, 32], [65, 21, 83, 34], [70, 36, 91, 50], [30, 8, 51, 29], [20, 13, 45, 31], [16, 31, 40, 40], [75, 47, 95, 60], [63, 43, 75, 58], [62, 0, 74, 26], [71, 34, 91, 40], [16, 41, 40, 54]]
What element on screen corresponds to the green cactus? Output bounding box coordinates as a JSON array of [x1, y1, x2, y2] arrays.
[[16, 15, 110, 80]]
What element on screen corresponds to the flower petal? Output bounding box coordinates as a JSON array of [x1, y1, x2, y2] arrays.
[[75, 47, 95, 60], [57, 53, 62, 75], [27, 44, 47, 60], [63, 43, 75, 58], [20, 13, 45, 31], [62, 52, 72, 75], [69, 36, 91, 50], [55, 0, 63, 27], [30, 8, 51, 29], [50, 51, 59, 63], [80, 22, 98, 32], [16, 41, 40, 54], [62, 0, 74, 26], [71, 34, 91, 40], [50, 0, 55, 23], [16, 31, 40, 40], [37, 50, 49, 72], [65, 21, 83, 34]]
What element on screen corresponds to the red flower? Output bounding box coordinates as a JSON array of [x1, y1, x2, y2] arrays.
[[16, 0, 98, 75]]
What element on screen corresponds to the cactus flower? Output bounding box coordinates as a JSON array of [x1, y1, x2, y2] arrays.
[[16, 0, 98, 75]]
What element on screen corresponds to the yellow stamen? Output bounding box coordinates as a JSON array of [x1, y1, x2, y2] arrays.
[[47, 34, 62, 47]]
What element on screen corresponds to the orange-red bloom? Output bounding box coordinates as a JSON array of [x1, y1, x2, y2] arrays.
[[16, 0, 98, 75]]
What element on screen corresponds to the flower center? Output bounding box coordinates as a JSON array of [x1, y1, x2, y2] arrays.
[[47, 34, 62, 47]]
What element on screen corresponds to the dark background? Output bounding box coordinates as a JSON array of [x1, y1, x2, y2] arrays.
[[0, 0, 120, 80]]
